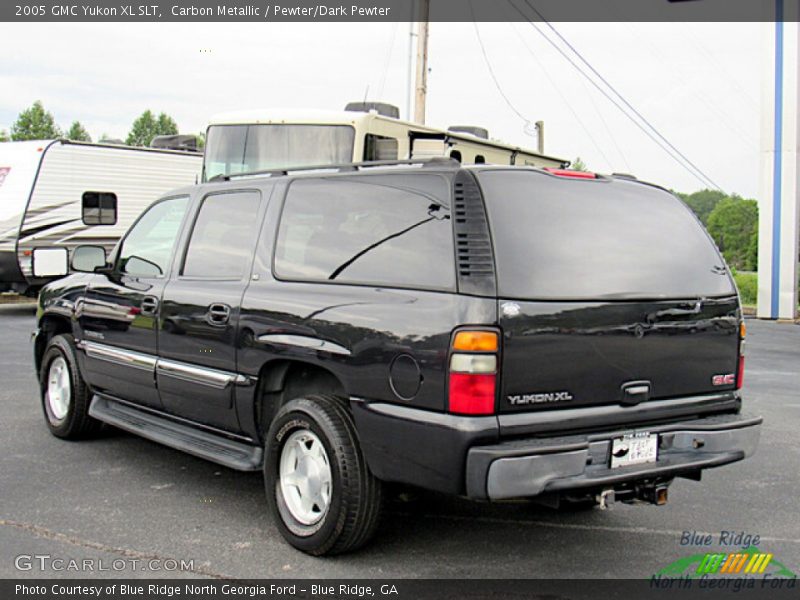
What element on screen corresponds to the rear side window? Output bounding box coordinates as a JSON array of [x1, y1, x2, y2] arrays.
[[182, 191, 262, 279], [82, 191, 117, 225], [275, 175, 455, 290], [477, 170, 735, 300]]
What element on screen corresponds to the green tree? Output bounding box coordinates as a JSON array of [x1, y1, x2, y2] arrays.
[[156, 113, 178, 136], [706, 197, 758, 271], [571, 156, 587, 171], [196, 131, 205, 149], [0, 129, 8, 142], [10, 101, 61, 140], [126, 110, 179, 146], [746, 230, 758, 272], [678, 189, 727, 225], [65, 120, 92, 142]]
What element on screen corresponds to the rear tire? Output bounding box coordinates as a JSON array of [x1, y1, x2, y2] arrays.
[[264, 395, 383, 555], [39, 334, 101, 439]]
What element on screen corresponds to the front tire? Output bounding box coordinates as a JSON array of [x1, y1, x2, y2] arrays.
[[39, 334, 100, 439], [264, 395, 383, 555]]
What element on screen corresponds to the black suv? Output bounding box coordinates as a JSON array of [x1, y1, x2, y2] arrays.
[[33, 160, 761, 555]]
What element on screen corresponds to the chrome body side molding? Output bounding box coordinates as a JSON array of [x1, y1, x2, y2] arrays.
[[78, 341, 253, 388], [79, 340, 157, 372], [156, 358, 248, 390]]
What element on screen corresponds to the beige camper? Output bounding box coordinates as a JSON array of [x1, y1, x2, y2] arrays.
[[202, 102, 566, 181]]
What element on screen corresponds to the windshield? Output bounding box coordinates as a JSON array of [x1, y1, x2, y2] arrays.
[[203, 124, 355, 180], [477, 170, 736, 300]]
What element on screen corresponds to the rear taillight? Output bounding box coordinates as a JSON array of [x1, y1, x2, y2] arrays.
[[736, 322, 746, 390], [448, 330, 498, 415]]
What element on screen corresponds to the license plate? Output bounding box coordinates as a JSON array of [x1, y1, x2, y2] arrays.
[[610, 433, 658, 468]]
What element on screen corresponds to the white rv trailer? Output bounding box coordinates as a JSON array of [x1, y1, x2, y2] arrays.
[[0, 140, 201, 294], [202, 103, 567, 181]]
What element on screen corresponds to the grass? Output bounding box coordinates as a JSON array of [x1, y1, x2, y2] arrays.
[[733, 271, 758, 307], [733, 271, 800, 311]]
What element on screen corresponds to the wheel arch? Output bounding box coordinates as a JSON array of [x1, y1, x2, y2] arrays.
[[35, 314, 73, 375], [254, 359, 348, 439]]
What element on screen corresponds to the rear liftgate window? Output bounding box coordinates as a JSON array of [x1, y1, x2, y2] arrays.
[[275, 174, 455, 290], [477, 170, 735, 300]]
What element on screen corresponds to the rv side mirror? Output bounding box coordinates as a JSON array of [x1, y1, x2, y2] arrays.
[[31, 247, 69, 278], [71, 245, 107, 273]]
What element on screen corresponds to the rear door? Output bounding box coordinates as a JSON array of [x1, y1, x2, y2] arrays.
[[476, 170, 740, 420], [157, 189, 266, 432]]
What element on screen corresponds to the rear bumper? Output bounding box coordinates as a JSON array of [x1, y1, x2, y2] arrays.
[[466, 413, 762, 500], [350, 397, 761, 499]]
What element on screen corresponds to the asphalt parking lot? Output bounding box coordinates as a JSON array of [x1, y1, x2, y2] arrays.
[[0, 303, 798, 579]]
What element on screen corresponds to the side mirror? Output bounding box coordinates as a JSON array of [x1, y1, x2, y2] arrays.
[[31, 247, 69, 278], [71, 245, 107, 273]]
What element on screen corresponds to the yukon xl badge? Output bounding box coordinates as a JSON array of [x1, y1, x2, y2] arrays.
[[508, 391, 574, 405]]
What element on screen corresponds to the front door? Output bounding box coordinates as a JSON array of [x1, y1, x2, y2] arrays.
[[78, 195, 190, 409], [157, 189, 265, 432]]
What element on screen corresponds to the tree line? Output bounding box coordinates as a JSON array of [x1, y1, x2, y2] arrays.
[[676, 189, 758, 272], [0, 100, 201, 147]]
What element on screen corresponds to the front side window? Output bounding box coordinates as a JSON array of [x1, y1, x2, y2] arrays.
[[203, 124, 355, 181], [275, 174, 455, 290], [182, 191, 262, 279], [118, 196, 189, 278], [82, 191, 117, 225]]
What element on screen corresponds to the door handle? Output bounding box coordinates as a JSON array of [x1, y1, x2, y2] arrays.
[[141, 295, 159, 316], [207, 303, 231, 325]]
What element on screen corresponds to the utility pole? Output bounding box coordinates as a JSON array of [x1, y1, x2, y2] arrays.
[[535, 121, 545, 154], [413, 0, 430, 124], [406, 23, 416, 121]]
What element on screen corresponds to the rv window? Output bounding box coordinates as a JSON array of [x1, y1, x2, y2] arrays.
[[475, 155, 486, 164], [203, 124, 355, 180], [363, 135, 399, 161], [275, 175, 455, 291], [450, 150, 462, 162], [82, 192, 117, 225], [182, 191, 262, 279]]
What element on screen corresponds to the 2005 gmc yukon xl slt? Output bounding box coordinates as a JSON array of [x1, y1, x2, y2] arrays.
[[33, 160, 762, 555]]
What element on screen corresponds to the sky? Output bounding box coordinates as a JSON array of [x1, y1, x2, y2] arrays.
[[0, 21, 762, 197]]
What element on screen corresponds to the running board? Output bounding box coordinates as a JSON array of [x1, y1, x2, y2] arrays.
[[89, 394, 263, 471]]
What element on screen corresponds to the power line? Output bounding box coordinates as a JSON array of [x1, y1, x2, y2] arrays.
[[475, 17, 615, 169], [377, 22, 399, 100], [577, 74, 632, 172], [471, 20, 531, 124], [521, 0, 722, 190], [510, 0, 722, 191], [620, 22, 755, 148], [509, 22, 615, 170]]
